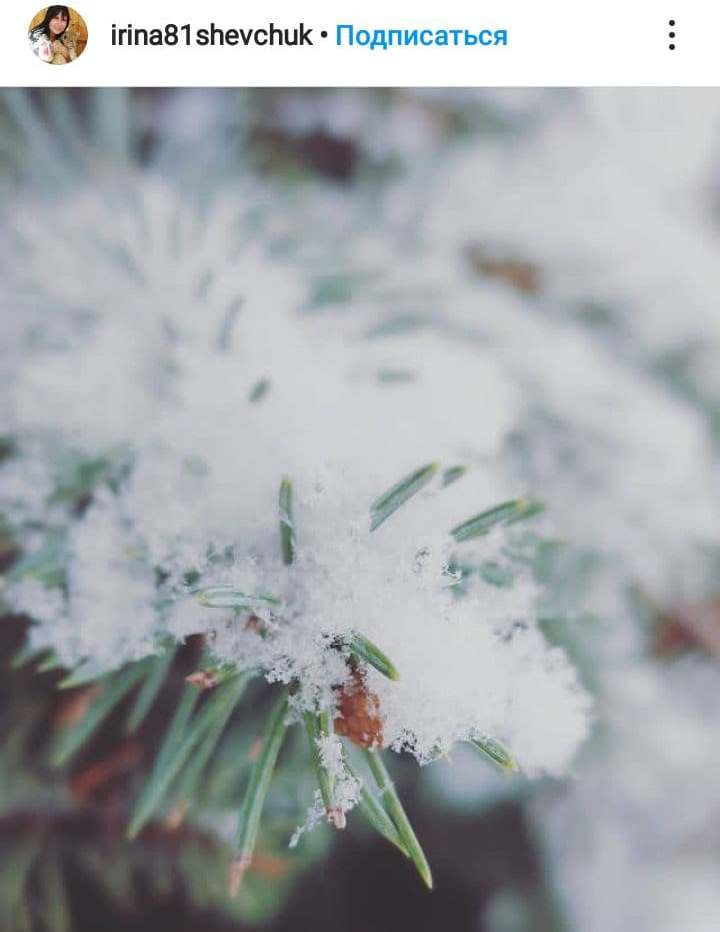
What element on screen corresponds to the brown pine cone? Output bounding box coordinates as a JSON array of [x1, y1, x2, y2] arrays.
[[334, 671, 384, 749]]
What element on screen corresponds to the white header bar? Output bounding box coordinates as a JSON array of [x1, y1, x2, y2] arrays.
[[3, 1, 718, 87]]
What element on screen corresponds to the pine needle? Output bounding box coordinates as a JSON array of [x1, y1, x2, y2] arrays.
[[38, 857, 71, 932], [196, 587, 280, 609], [442, 465, 467, 487], [361, 749, 433, 890], [172, 675, 251, 807], [52, 662, 148, 766], [126, 684, 199, 838], [10, 643, 46, 670], [451, 498, 545, 543], [348, 633, 400, 681], [57, 659, 109, 689], [343, 757, 406, 853], [231, 691, 290, 895], [249, 378, 271, 402], [36, 653, 63, 673], [125, 646, 177, 733], [469, 736, 520, 774], [370, 463, 439, 532], [304, 710, 344, 828], [128, 674, 250, 838], [279, 477, 296, 565]]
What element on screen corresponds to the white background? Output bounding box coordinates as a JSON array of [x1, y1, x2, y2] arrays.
[[2, 0, 719, 86]]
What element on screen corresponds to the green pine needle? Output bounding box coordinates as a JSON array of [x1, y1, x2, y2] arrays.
[[304, 710, 345, 828], [442, 465, 467, 487], [52, 662, 148, 766], [451, 498, 545, 543], [196, 587, 280, 609], [127, 674, 250, 839], [172, 675, 251, 805], [38, 857, 71, 932], [279, 477, 296, 565], [469, 736, 520, 774], [361, 749, 433, 890], [125, 646, 177, 734], [126, 684, 199, 838], [58, 659, 111, 689], [248, 378, 271, 403], [10, 643, 46, 670], [348, 633, 400, 681], [35, 653, 63, 673], [231, 691, 290, 894], [343, 757, 407, 854], [370, 463, 439, 532], [0, 835, 40, 929]]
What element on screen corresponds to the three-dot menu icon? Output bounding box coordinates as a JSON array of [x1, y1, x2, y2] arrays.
[[668, 19, 676, 51]]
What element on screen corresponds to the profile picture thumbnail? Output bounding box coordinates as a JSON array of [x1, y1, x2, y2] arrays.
[[28, 6, 88, 64]]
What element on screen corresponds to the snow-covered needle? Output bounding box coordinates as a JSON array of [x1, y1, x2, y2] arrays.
[[451, 498, 545, 542], [347, 633, 400, 681], [196, 587, 280, 609], [304, 710, 345, 829], [370, 462, 440, 532]]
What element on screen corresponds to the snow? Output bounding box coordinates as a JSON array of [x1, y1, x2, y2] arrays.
[[1, 172, 589, 779], [5, 89, 720, 839]]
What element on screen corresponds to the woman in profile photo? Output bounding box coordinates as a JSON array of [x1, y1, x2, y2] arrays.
[[29, 6, 76, 64]]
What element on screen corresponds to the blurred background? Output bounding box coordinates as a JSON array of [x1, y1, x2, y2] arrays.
[[2, 88, 720, 932]]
